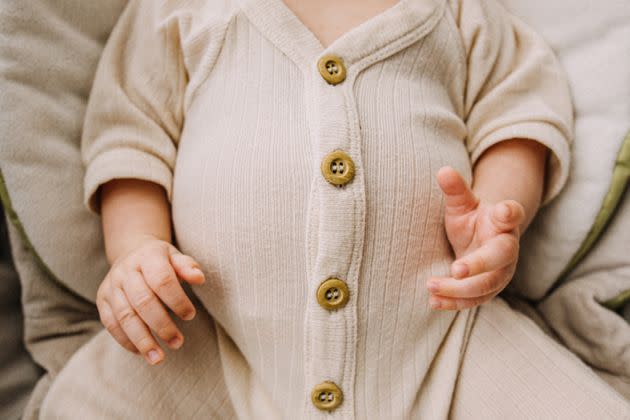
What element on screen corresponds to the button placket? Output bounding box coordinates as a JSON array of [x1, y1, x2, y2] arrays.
[[237, 0, 455, 416], [304, 53, 366, 417]]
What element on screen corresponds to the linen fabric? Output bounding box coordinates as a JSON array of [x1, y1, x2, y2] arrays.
[[5, 219, 102, 420], [68, 0, 603, 418], [0, 0, 127, 301], [0, 2, 126, 414]]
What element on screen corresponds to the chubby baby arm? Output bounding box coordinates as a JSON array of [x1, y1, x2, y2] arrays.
[[78, 1, 199, 364], [428, 138, 548, 310], [97, 179, 205, 365]]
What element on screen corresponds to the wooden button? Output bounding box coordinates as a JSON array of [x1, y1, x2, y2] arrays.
[[311, 381, 343, 411], [317, 55, 346, 85], [317, 278, 349, 310], [321, 150, 355, 186]]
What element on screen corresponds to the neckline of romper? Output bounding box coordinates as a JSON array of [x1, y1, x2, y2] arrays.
[[240, 0, 446, 76]]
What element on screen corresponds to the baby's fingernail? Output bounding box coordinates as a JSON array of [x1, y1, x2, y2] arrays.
[[182, 310, 196, 321], [168, 336, 183, 349], [427, 280, 439, 293], [191, 267, 205, 281], [452, 263, 468, 278], [147, 350, 161, 364]]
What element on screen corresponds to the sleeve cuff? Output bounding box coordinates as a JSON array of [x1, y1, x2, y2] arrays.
[[469, 122, 571, 207], [84, 148, 174, 214]]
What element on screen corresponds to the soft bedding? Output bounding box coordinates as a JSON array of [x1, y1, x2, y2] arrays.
[[499, 0, 630, 299], [0, 0, 628, 416]]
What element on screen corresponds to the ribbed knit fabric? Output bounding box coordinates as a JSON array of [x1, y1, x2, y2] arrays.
[[451, 298, 630, 419], [41, 0, 630, 419]]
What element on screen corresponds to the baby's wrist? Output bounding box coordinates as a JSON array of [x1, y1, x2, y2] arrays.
[[108, 233, 170, 266]]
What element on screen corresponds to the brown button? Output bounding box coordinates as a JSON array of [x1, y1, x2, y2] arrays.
[[321, 150, 355, 186], [311, 381, 343, 411], [317, 278, 349, 310], [317, 55, 346, 85]]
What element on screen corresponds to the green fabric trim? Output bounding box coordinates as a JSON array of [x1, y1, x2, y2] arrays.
[[603, 134, 630, 311], [554, 130, 630, 310], [603, 288, 630, 311], [560, 131, 630, 278], [0, 168, 62, 284]]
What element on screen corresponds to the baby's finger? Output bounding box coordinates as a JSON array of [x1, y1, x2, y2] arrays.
[[490, 200, 525, 233], [169, 248, 206, 285], [97, 296, 138, 354], [122, 269, 184, 350], [427, 267, 512, 299], [450, 233, 518, 279], [141, 255, 196, 321], [436, 166, 479, 216], [428, 289, 498, 311], [110, 286, 164, 365]]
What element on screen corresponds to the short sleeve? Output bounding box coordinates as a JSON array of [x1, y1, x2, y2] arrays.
[[82, 0, 187, 213], [452, 0, 573, 206]]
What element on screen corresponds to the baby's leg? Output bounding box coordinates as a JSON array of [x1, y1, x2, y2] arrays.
[[39, 307, 236, 420], [451, 297, 629, 419]]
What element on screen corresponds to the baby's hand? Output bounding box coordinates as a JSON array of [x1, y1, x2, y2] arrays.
[[427, 166, 525, 311], [96, 238, 205, 365]]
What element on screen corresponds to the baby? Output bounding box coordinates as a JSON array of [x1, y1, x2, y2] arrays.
[[78, 0, 582, 417]]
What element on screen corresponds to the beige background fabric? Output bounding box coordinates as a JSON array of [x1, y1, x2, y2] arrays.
[[0, 3, 123, 415], [0, 0, 127, 301], [6, 221, 102, 420]]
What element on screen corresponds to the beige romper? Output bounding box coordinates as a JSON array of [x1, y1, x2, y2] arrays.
[[40, 0, 629, 418]]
